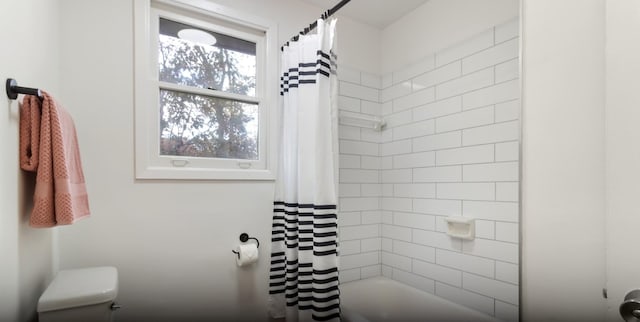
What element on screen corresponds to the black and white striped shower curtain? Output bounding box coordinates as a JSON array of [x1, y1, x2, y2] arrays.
[[269, 19, 341, 322]]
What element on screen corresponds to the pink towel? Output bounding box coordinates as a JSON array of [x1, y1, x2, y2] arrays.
[[19, 92, 90, 227]]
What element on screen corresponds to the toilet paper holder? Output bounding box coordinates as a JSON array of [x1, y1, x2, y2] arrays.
[[620, 289, 640, 321], [231, 233, 260, 259]]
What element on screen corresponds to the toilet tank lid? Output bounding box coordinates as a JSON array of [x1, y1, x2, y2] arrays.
[[38, 266, 118, 313]]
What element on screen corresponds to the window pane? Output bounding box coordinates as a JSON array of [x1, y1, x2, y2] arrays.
[[158, 18, 256, 96], [159, 89, 258, 160]]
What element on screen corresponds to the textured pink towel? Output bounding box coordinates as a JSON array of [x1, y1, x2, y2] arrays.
[[19, 92, 90, 227]]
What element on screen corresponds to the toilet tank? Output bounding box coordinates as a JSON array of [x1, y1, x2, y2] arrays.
[[38, 266, 119, 322]]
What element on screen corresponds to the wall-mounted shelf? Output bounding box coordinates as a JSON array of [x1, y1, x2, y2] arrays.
[[339, 111, 386, 131], [444, 216, 475, 240]]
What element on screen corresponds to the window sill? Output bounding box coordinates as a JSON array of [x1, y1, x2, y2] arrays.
[[135, 166, 275, 181]]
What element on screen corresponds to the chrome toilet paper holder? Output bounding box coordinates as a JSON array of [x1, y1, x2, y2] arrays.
[[231, 233, 260, 259]]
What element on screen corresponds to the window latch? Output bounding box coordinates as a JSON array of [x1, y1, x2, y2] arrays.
[[171, 159, 189, 167], [237, 162, 252, 169]]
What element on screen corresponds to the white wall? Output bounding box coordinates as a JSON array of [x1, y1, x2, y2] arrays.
[[0, 1, 60, 321], [55, 0, 378, 321], [380, 0, 519, 74], [605, 1, 640, 321], [520, 0, 607, 321], [335, 18, 381, 75], [207, 0, 381, 74]]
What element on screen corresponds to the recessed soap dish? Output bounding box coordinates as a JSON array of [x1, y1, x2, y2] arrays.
[[445, 216, 475, 240]]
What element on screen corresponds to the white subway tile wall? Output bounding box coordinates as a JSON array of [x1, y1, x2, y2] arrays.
[[338, 64, 384, 283], [338, 19, 519, 321]]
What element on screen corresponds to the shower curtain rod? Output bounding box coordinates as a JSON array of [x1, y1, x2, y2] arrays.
[[281, 0, 351, 50]]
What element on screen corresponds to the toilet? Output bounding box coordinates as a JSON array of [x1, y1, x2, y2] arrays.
[[37, 266, 120, 322]]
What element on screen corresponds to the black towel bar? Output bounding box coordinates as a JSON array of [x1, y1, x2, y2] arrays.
[[5, 78, 42, 100]]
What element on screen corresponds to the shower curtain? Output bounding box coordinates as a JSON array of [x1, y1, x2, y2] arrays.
[[269, 19, 340, 322]]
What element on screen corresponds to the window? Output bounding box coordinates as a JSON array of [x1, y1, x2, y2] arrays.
[[134, 0, 277, 180]]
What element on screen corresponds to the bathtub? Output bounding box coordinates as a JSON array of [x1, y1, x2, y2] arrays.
[[340, 277, 499, 322]]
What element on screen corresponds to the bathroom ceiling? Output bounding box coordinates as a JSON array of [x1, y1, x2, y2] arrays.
[[299, 0, 430, 29]]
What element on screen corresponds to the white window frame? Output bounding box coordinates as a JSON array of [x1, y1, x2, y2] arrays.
[[134, 0, 278, 180]]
